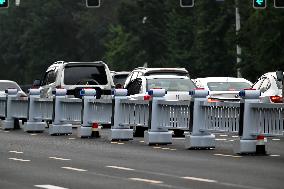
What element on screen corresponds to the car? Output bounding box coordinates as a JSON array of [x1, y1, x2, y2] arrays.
[[33, 61, 114, 99], [252, 71, 283, 103], [125, 74, 196, 137], [0, 80, 27, 98], [111, 71, 130, 88], [124, 67, 189, 89], [193, 77, 253, 101]]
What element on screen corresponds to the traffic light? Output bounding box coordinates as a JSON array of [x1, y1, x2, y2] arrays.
[[0, 0, 9, 8], [253, 0, 266, 9], [180, 0, 194, 7], [274, 0, 284, 8], [86, 0, 100, 8]]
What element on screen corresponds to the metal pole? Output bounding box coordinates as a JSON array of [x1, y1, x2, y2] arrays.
[[235, 0, 242, 78]]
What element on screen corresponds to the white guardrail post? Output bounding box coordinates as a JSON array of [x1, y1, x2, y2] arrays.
[[144, 89, 172, 145], [2, 89, 18, 130], [24, 89, 46, 132], [185, 89, 215, 149], [110, 89, 133, 141], [78, 88, 98, 138], [49, 89, 73, 135], [234, 89, 261, 154]]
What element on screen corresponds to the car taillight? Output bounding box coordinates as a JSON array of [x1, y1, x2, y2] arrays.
[[207, 98, 220, 103], [144, 95, 152, 101], [270, 96, 283, 103]]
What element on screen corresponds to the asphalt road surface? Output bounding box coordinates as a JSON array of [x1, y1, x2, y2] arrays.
[[0, 127, 283, 189]]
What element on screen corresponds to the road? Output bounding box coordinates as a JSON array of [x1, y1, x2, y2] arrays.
[[0, 127, 283, 189]]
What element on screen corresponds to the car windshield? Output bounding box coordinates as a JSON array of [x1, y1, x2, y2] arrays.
[[64, 65, 108, 85], [146, 78, 196, 91], [207, 82, 251, 91], [0, 82, 21, 91], [113, 74, 128, 85]]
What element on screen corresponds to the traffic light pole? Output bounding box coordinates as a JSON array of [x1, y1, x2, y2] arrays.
[[235, 0, 242, 78]]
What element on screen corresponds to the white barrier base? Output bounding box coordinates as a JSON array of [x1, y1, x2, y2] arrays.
[[233, 139, 257, 154], [185, 134, 215, 149], [2, 120, 14, 130], [24, 121, 46, 132], [77, 126, 92, 138], [110, 128, 133, 141], [144, 131, 172, 145], [49, 124, 72, 135]]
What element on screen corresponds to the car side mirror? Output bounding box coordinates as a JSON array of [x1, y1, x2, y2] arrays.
[[33, 79, 41, 87], [276, 71, 283, 81]]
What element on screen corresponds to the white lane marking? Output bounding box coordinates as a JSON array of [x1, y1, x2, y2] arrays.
[[34, 185, 69, 189], [182, 176, 217, 183], [111, 142, 118, 144], [106, 165, 135, 171], [215, 138, 227, 141], [232, 135, 239, 138], [30, 134, 37, 136], [68, 138, 76, 140], [9, 158, 31, 162], [9, 150, 23, 154], [139, 141, 144, 143], [269, 154, 280, 157], [272, 138, 280, 141], [129, 178, 163, 184], [229, 140, 235, 142], [161, 148, 170, 150], [153, 147, 161, 149], [4, 131, 10, 133], [61, 167, 87, 172], [117, 142, 124, 145], [49, 157, 71, 161], [170, 149, 177, 151], [219, 134, 228, 137], [214, 154, 242, 158]]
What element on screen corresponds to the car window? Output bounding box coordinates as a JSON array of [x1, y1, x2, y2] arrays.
[[127, 78, 142, 95], [207, 82, 251, 91], [63, 65, 107, 85], [146, 78, 196, 91], [0, 82, 21, 91], [113, 74, 128, 85], [42, 70, 57, 85]]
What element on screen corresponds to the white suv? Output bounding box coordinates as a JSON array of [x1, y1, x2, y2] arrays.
[[34, 61, 114, 98]]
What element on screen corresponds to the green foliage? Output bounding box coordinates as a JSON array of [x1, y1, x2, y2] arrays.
[[0, 0, 283, 84]]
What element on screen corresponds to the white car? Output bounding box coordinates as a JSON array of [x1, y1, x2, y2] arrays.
[[127, 75, 196, 101], [111, 71, 130, 88], [252, 71, 283, 103], [0, 80, 27, 98], [193, 77, 252, 101], [33, 61, 114, 99]]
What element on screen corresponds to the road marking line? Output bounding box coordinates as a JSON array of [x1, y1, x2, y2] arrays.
[[229, 140, 235, 142], [219, 134, 228, 137], [111, 142, 118, 144], [4, 131, 10, 133], [106, 165, 135, 171], [49, 157, 71, 161], [161, 148, 170, 150], [9, 150, 23, 154], [139, 141, 144, 143], [34, 185, 68, 189], [9, 158, 31, 162], [117, 142, 124, 145], [153, 147, 161, 149], [269, 154, 280, 157], [68, 138, 76, 140], [30, 134, 37, 136], [215, 138, 227, 141], [61, 167, 87, 172], [170, 149, 177, 151], [182, 176, 217, 183], [272, 138, 280, 141], [232, 135, 239, 138], [214, 154, 242, 158], [129, 178, 163, 184]]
